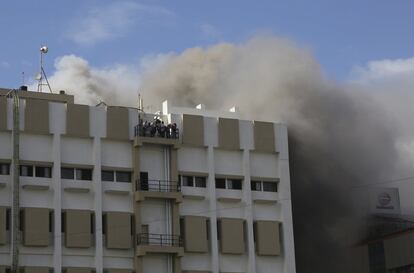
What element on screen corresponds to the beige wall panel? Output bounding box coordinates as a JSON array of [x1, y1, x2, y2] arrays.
[[183, 216, 208, 253], [219, 218, 245, 254], [66, 268, 91, 273], [24, 267, 50, 273], [106, 212, 132, 249], [65, 210, 91, 248], [256, 220, 281, 256], [66, 104, 90, 138], [106, 107, 129, 140], [24, 99, 49, 134], [182, 114, 204, 147], [23, 207, 49, 247], [0, 207, 6, 245], [254, 121, 275, 153], [218, 118, 240, 150], [0, 97, 7, 131]]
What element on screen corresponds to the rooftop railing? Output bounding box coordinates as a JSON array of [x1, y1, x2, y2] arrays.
[[134, 123, 179, 139], [137, 233, 183, 247], [136, 179, 181, 193]]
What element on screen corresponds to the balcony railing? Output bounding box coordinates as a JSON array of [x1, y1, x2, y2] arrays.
[[137, 233, 183, 247], [136, 179, 181, 193], [134, 124, 180, 139]]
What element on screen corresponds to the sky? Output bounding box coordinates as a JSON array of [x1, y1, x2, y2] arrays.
[[1, 0, 414, 88]]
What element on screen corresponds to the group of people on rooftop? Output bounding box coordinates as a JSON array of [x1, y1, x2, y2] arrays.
[[137, 118, 178, 139]]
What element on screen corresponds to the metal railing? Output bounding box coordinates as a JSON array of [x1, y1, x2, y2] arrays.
[[136, 179, 181, 192], [137, 233, 183, 247], [134, 124, 180, 139]]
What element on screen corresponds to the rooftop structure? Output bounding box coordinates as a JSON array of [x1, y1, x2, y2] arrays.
[[0, 88, 296, 273]]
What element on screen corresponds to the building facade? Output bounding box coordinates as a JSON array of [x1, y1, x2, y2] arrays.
[[0, 88, 296, 273]]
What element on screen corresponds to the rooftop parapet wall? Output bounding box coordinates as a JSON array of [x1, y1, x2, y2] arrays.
[[0, 88, 74, 104]]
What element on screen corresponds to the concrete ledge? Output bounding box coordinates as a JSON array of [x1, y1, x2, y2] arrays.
[[104, 189, 130, 195], [136, 245, 184, 256], [64, 188, 90, 193], [135, 191, 182, 203], [134, 136, 181, 148], [22, 184, 50, 191], [183, 195, 205, 200], [217, 197, 242, 203]]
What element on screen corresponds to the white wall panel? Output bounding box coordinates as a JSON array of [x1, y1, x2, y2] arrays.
[[214, 150, 243, 176], [20, 134, 53, 162], [177, 147, 207, 173], [101, 140, 132, 168], [61, 137, 93, 165], [250, 152, 278, 178]]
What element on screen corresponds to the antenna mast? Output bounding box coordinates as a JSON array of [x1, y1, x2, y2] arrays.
[[36, 45, 53, 93]]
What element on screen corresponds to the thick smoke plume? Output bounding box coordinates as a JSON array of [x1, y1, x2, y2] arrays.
[[43, 36, 410, 273]]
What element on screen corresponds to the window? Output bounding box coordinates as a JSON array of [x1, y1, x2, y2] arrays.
[[61, 212, 66, 232], [228, 179, 242, 190], [20, 165, 33, 177], [6, 208, 10, 231], [76, 168, 92, 181], [102, 214, 107, 234], [116, 171, 131, 183], [251, 179, 278, 192], [61, 168, 74, 179], [215, 178, 226, 189], [216, 177, 243, 190], [0, 163, 10, 175], [182, 176, 194, 187], [90, 213, 95, 234], [263, 182, 278, 192], [251, 180, 262, 191], [102, 170, 114, 182], [49, 211, 53, 232], [35, 166, 52, 178], [195, 176, 207, 188], [180, 175, 207, 188]]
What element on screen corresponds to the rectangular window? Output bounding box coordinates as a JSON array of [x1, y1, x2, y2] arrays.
[[0, 163, 10, 175], [61, 168, 74, 179], [215, 178, 226, 189], [20, 165, 33, 177], [182, 175, 194, 187], [227, 179, 242, 190], [206, 219, 210, 241], [263, 181, 278, 192], [195, 176, 207, 188], [49, 211, 53, 232], [102, 214, 107, 235], [76, 168, 92, 181], [35, 166, 52, 178], [251, 180, 262, 191], [116, 171, 131, 183], [90, 213, 95, 234], [101, 170, 114, 182], [61, 212, 66, 232], [6, 208, 10, 231]]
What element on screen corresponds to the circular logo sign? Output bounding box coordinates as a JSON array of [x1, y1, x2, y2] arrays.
[[378, 192, 392, 207]]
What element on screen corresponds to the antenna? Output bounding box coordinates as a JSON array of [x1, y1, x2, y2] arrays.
[[36, 45, 53, 93]]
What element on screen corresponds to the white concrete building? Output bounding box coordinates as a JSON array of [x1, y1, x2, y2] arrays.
[[0, 88, 296, 273]]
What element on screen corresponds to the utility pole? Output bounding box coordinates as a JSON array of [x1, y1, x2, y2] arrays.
[[9, 89, 20, 273]]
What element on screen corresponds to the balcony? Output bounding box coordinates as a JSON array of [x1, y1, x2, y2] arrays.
[[135, 180, 182, 203], [136, 233, 184, 256], [133, 120, 180, 147]]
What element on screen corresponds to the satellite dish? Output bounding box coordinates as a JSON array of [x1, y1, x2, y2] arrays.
[[35, 73, 42, 81], [40, 46, 48, 54]]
